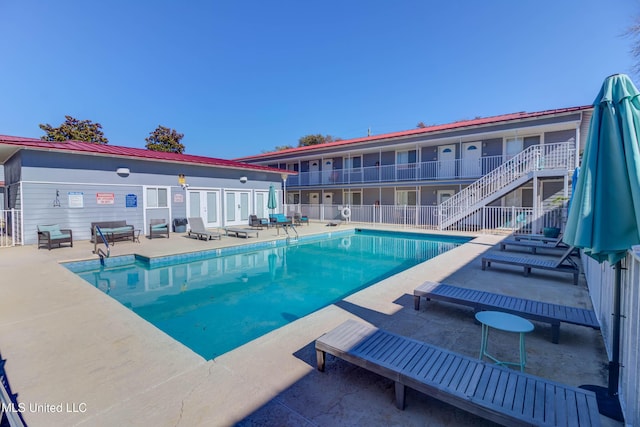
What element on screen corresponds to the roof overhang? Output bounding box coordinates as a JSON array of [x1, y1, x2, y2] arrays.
[[0, 136, 297, 176]]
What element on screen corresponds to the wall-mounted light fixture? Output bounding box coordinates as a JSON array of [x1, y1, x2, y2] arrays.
[[116, 167, 130, 177], [239, 176, 248, 183]]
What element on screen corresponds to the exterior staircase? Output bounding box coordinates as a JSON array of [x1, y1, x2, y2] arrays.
[[438, 142, 575, 229]]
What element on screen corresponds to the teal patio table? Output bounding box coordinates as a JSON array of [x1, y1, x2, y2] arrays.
[[475, 311, 534, 372]]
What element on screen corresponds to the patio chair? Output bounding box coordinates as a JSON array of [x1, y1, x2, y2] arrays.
[[37, 224, 73, 250], [249, 214, 268, 229], [149, 219, 169, 239], [481, 245, 580, 285], [187, 217, 222, 241], [269, 213, 292, 226], [293, 213, 309, 226]]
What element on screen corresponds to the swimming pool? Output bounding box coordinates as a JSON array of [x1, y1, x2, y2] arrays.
[[65, 229, 470, 359]]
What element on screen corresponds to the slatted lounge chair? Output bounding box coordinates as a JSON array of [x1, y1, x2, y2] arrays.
[[513, 233, 563, 244], [413, 282, 600, 343], [481, 246, 580, 285], [499, 236, 568, 254], [316, 320, 601, 426], [224, 227, 259, 238], [187, 217, 222, 241]]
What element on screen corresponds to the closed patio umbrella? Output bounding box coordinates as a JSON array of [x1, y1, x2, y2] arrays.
[[563, 73, 640, 421], [267, 184, 278, 214]]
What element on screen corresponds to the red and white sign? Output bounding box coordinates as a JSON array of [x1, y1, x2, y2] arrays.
[[96, 193, 115, 205]]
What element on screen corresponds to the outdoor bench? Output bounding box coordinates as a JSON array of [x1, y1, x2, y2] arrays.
[[91, 220, 135, 243]]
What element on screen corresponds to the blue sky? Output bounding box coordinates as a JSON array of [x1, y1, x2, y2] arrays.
[[0, 0, 637, 159]]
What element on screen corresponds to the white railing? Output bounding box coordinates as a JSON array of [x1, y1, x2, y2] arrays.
[[439, 142, 575, 229], [582, 248, 640, 426], [287, 154, 506, 186], [0, 209, 22, 248], [287, 203, 562, 235]]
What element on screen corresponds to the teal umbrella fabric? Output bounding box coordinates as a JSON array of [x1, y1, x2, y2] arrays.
[[563, 74, 640, 264], [267, 184, 278, 212]]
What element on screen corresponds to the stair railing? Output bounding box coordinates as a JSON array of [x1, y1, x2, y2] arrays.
[[439, 142, 574, 229]]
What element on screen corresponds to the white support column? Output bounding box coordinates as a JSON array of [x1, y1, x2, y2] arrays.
[[575, 125, 581, 169], [281, 173, 288, 215], [532, 172, 539, 234]]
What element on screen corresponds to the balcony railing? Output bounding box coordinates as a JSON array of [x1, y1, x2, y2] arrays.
[[287, 154, 507, 186], [285, 203, 564, 234]]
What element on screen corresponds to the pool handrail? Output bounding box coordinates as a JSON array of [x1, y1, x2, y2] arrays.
[[93, 226, 111, 261]]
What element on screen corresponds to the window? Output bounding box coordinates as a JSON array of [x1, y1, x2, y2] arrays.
[[344, 156, 362, 169], [396, 150, 417, 165], [344, 191, 362, 205], [396, 190, 417, 205], [146, 187, 168, 208]]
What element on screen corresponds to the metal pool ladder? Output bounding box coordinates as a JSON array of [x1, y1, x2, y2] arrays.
[[284, 224, 299, 243], [93, 226, 111, 265]]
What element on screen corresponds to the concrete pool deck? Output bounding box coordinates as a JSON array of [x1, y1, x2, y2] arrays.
[[0, 223, 622, 426]]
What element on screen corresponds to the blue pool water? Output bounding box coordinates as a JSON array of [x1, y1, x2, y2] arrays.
[[65, 229, 470, 359]]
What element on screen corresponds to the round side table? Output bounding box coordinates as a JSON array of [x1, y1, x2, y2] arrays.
[[475, 311, 534, 372]]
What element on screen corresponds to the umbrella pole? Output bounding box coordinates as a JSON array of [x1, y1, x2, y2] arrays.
[[608, 260, 622, 396], [580, 260, 624, 422]]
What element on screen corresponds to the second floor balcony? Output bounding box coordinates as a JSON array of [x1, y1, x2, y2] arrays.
[[286, 142, 575, 187]]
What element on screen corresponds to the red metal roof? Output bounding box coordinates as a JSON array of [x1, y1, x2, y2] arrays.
[[0, 135, 294, 174], [235, 105, 592, 161]]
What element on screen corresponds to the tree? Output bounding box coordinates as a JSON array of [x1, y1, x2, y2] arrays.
[[628, 19, 640, 75], [298, 134, 339, 147], [145, 126, 185, 154], [39, 115, 109, 144], [417, 121, 427, 128], [273, 145, 294, 151]]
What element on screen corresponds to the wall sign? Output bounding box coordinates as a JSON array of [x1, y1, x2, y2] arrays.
[[174, 193, 184, 203], [126, 194, 138, 208], [97, 193, 115, 205], [68, 192, 84, 208]]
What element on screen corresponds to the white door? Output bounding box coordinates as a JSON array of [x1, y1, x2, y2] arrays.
[[309, 160, 320, 184], [225, 191, 251, 226], [255, 192, 269, 219], [437, 190, 454, 204], [462, 142, 481, 177], [323, 159, 334, 184], [323, 192, 333, 205], [309, 193, 320, 205], [438, 145, 456, 178], [188, 190, 220, 228]]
